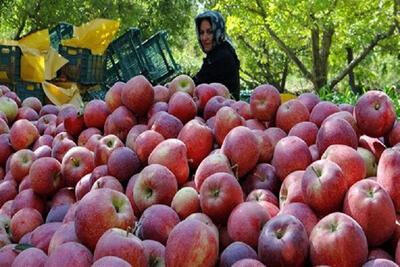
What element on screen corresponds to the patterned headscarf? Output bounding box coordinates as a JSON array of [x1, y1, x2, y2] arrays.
[[195, 11, 233, 53]]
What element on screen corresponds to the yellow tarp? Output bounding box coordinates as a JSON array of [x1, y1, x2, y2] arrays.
[[61, 18, 120, 55], [280, 93, 297, 103], [42, 81, 83, 107]]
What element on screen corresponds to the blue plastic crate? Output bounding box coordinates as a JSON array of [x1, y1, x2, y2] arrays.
[[140, 30, 181, 84], [0, 45, 21, 83], [15, 81, 46, 104]]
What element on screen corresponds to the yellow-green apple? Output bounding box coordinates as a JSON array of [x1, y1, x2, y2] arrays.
[[200, 172, 243, 225], [215, 106, 245, 146], [316, 118, 358, 155], [377, 147, 400, 212], [309, 212, 368, 267], [29, 157, 63, 196], [135, 204, 180, 245], [104, 106, 137, 142], [219, 241, 258, 267], [10, 207, 43, 243], [149, 111, 183, 139], [193, 84, 218, 112], [107, 147, 140, 183], [61, 146, 94, 187], [227, 201, 270, 249], [258, 214, 309, 266], [92, 256, 131, 267], [11, 247, 48, 267], [77, 127, 102, 147], [125, 124, 148, 150], [272, 136, 312, 181], [302, 159, 347, 217], [46, 241, 93, 267], [143, 239, 165, 267], [357, 147, 377, 177], [278, 202, 318, 236], [264, 127, 287, 149], [203, 95, 230, 120], [94, 134, 123, 166], [354, 90, 396, 138], [282, 184, 305, 213], [93, 228, 147, 267], [211, 82, 230, 99], [134, 130, 164, 165], [39, 104, 59, 117], [10, 119, 39, 150], [74, 188, 135, 251], [165, 218, 219, 267], [148, 139, 189, 185], [343, 179, 395, 247], [153, 84, 170, 103], [194, 152, 233, 191], [297, 92, 320, 113], [11, 189, 46, 216], [21, 97, 42, 113], [222, 126, 260, 178], [168, 74, 195, 96], [122, 75, 154, 116], [178, 119, 213, 169], [250, 84, 281, 121], [322, 144, 366, 188], [168, 91, 197, 124], [91, 176, 123, 193], [171, 187, 200, 219], [9, 149, 36, 183], [83, 99, 110, 129], [275, 99, 309, 133], [29, 222, 62, 254], [246, 189, 278, 207], [242, 163, 280, 196], [0, 97, 18, 122], [16, 106, 39, 121], [105, 81, 124, 112], [309, 101, 340, 127], [288, 121, 319, 146], [133, 164, 178, 212]]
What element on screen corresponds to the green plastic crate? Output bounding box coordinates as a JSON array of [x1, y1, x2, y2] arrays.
[[108, 27, 147, 82], [58, 45, 105, 85], [82, 87, 107, 102], [140, 30, 181, 84], [49, 22, 74, 49], [15, 81, 46, 104], [103, 49, 123, 89], [0, 45, 21, 83], [240, 90, 252, 103]]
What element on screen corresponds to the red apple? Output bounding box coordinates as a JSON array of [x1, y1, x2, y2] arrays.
[[288, 121, 318, 146], [50, 187, 75, 207], [278, 202, 318, 236], [246, 189, 278, 207], [231, 259, 266, 267], [250, 84, 281, 121], [211, 82, 230, 98], [78, 127, 102, 147], [338, 103, 354, 114], [169, 74, 195, 96], [0, 118, 8, 134], [104, 106, 137, 142], [9, 119, 39, 150], [148, 139, 189, 186], [94, 134, 124, 166], [343, 179, 396, 247], [125, 173, 141, 217], [21, 97, 42, 113], [133, 164, 178, 212], [36, 114, 57, 135], [107, 147, 140, 183], [168, 91, 197, 124], [153, 85, 170, 103], [46, 241, 93, 267], [231, 101, 252, 120], [30, 157, 63, 196], [34, 145, 52, 158], [32, 134, 53, 150], [91, 176, 123, 192], [64, 107, 85, 137], [93, 228, 147, 266], [0, 180, 17, 208], [83, 99, 110, 129], [46, 203, 71, 223], [16, 106, 39, 121], [227, 201, 270, 249], [354, 90, 396, 137], [219, 241, 258, 267], [165, 218, 219, 267], [200, 172, 243, 225], [92, 256, 131, 267], [359, 135, 386, 162], [0, 134, 13, 166], [29, 222, 62, 254], [386, 121, 400, 147], [215, 106, 245, 146], [147, 101, 169, 120], [135, 204, 180, 245], [149, 111, 183, 139], [75, 173, 91, 201], [61, 146, 94, 187], [39, 104, 59, 117], [171, 187, 200, 219], [89, 164, 108, 188], [297, 92, 320, 113], [0, 244, 19, 266], [11, 188, 46, 216], [10, 207, 43, 243], [122, 75, 154, 116], [134, 130, 164, 165], [142, 239, 165, 267], [309, 212, 368, 267], [11, 247, 48, 267], [221, 126, 260, 178], [242, 163, 280, 195], [74, 188, 135, 251], [309, 101, 340, 127], [125, 124, 148, 151], [203, 95, 230, 120], [9, 149, 36, 183], [275, 99, 309, 133], [85, 134, 102, 152], [258, 214, 309, 267], [193, 83, 218, 112], [105, 81, 124, 111]]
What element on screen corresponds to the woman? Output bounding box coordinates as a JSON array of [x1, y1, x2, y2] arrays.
[[193, 11, 241, 100]]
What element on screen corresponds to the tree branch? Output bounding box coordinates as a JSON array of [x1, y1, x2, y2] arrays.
[[329, 24, 396, 89], [311, 27, 320, 81]]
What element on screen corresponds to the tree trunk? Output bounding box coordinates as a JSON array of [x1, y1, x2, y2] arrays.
[[346, 47, 361, 93]]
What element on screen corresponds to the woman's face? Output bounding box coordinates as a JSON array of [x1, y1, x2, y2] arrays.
[[199, 19, 213, 53]]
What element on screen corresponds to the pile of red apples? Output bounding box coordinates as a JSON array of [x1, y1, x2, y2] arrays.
[[0, 74, 400, 267]]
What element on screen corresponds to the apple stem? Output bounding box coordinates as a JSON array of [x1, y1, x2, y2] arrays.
[[311, 166, 322, 177], [231, 164, 239, 179]]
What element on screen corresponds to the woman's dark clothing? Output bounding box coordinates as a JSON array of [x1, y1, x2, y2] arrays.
[[193, 11, 241, 100], [193, 41, 240, 100]]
